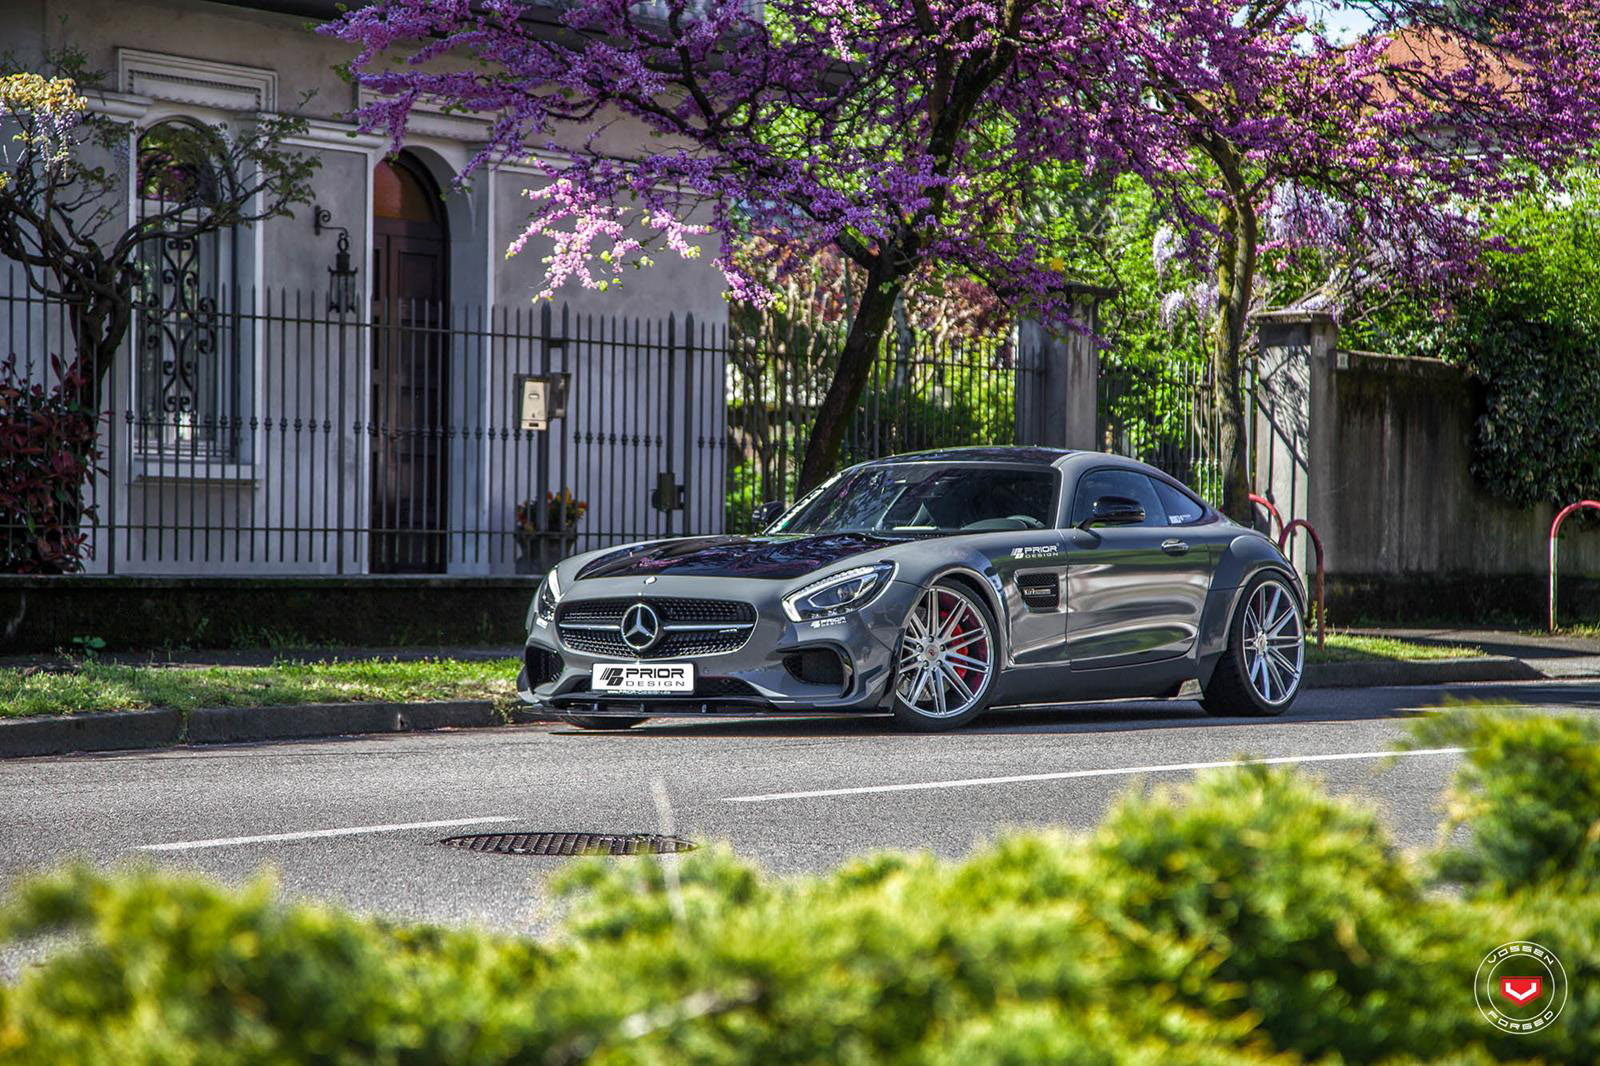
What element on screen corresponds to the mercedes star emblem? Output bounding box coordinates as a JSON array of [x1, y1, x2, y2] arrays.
[[621, 602, 662, 651]]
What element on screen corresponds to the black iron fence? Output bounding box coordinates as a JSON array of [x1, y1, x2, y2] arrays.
[[725, 330, 1031, 531], [1096, 354, 1250, 504], [2, 277, 1042, 575], [0, 278, 729, 575], [3, 269, 1231, 576]]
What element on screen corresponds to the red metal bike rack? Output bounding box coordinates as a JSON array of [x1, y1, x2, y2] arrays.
[[1246, 493, 1322, 646], [1248, 493, 1284, 541], [1548, 500, 1600, 632], [1278, 519, 1326, 650]]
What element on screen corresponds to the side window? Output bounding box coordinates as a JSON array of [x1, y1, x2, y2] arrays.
[[1153, 480, 1207, 526], [1070, 470, 1168, 527]]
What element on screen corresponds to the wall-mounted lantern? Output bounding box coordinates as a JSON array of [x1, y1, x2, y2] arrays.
[[312, 205, 359, 314]]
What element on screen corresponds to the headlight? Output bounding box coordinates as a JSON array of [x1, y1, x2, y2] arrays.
[[531, 568, 563, 628], [782, 562, 895, 622]]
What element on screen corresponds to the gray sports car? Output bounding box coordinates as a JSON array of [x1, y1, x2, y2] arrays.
[[517, 447, 1307, 731]]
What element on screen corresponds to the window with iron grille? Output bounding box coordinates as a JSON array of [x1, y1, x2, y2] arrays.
[[133, 118, 244, 460]]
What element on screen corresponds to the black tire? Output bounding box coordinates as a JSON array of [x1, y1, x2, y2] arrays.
[[889, 579, 1002, 732], [562, 714, 648, 730], [1200, 571, 1305, 717]]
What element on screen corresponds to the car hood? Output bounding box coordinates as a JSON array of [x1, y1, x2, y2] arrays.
[[574, 533, 912, 581]]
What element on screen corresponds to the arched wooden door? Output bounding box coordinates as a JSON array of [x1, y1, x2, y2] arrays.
[[371, 153, 449, 573]]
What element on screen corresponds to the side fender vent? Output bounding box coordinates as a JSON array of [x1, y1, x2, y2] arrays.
[[526, 646, 563, 686], [1016, 573, 1061, 611]]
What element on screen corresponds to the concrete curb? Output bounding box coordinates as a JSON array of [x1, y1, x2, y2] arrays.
[[1, 700, 501, 759], [0, 708, 183, 758], [1303, 656, 1543, 689]]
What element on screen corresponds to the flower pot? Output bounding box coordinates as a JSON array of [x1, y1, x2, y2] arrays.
[[515, 529, 579, 574]]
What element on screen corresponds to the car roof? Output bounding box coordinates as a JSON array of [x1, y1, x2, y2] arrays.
[[856, 448, 1200, 489], [868, 446, 1077, 467]]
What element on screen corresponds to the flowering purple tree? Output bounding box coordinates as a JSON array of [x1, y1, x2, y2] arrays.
[[326, 0, 1167, 492], [329, 0, 1600, 509], [1124, 2, 1600, 518]]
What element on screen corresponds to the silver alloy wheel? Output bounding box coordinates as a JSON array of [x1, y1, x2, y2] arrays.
[[1242, 580, 1304, 705], [895, 585, 994, 719]]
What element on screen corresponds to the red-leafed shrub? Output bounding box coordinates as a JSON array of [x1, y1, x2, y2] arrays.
[[0, 355, 101, 573]]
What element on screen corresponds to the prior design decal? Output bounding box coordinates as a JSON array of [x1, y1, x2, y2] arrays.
[[591, 664, 694, 693], [1011, 545, 1058, 560]]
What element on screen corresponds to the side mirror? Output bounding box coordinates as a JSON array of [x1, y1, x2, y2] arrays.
[[1079, 495, 1145, 529], [751, 500, 786, 530]]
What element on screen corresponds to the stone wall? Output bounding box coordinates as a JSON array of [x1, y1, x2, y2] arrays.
[[1254, 311, 1600, 622]]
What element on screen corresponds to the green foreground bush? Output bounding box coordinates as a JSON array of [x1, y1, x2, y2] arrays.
[[3, 708, 1597, 1064]]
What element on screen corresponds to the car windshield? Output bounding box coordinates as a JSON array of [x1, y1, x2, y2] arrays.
[[771, 464, 1058, 535]]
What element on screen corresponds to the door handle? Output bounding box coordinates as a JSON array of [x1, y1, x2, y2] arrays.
[[1161, 538, 1190, 555]]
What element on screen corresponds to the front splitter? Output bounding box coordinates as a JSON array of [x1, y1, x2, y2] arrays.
[[524, 701, 889, 720]]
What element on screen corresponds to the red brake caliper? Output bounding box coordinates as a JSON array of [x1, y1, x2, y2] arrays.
[[945, 599, 980, 688]]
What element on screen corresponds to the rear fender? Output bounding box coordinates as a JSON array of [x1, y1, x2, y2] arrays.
[[1196, 534, 1305, 687]]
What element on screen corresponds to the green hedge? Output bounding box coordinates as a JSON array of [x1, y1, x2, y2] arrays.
[[3, 709, 1597, 1064], [1405, 707, 1600, 893], [1347, 170, 1600, 510]]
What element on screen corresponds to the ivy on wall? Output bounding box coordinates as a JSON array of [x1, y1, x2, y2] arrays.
[[1349, 170, 1600, 509], [1456, 317, 1600, 509]]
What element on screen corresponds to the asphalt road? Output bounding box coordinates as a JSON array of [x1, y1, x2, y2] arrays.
[[5, 679, 1600, 968]]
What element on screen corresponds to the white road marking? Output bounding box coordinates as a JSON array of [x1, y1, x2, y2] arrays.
[[137, 816, 517, 852], [723, 747, 1465, 803]]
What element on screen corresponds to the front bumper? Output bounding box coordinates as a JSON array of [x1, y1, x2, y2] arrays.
[[516, 575, 922, 717]]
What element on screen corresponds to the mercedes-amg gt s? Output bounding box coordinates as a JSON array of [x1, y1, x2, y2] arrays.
[[517, 447, 1306, 731]]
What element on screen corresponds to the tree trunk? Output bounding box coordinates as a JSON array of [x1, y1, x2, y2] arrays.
[[1211, 197, 1258, 525], [796, 269, 903, 495]]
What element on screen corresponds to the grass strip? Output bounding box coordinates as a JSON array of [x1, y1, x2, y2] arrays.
[[0, 658, 521, 719], [1307, 632, 1484, 664], [2, 636, 1488, 718]]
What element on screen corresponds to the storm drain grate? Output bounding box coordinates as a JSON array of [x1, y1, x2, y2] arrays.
[[439, 831, 695, 856]]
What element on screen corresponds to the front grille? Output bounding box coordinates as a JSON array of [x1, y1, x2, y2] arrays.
[[561, 629, 633, 657], [560, 597, 756, 625], [556, 596, 756, 659], [652, 597, 755, 623], [561, 629, 750, 658], [559, 601, 628, 625]]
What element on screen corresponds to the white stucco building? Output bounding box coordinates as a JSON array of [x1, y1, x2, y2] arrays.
[[1, 0, 731, 576]]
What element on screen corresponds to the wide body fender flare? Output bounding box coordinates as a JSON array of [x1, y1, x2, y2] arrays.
[[1196, 534, 1306, 688]]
